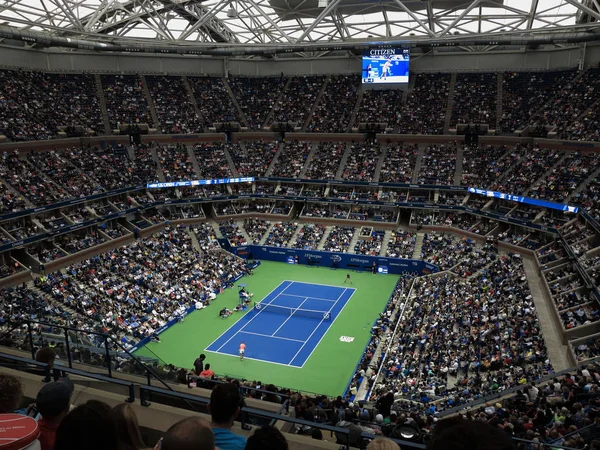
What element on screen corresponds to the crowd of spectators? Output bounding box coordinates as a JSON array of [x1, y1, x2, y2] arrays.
[[492, 146, 562, 194], [418, 144, 457, 185], [304, 142, 346, 180], [228, 76, 287, 130], [157, 143, 195, 182], [385, 230, 416, 259], [398, 73, 451, 134], [356, 89, 404, 127], [306, 75, 359, 133], [145, 75, 203, 134], [292, 223, 327, 250], [0, 70, 101, 141], [561, 105, 600, 141], [451, 73, 497, 126], [379, 144, 417, 183], [322, 226, 355, 253], [33, 225, 249, 343], [26, 150, 102, 199], [188, 76, 241, 127], [420, 232, 477, 270], [529, 151, 599, 203], [102, 75, 152, 128], [461, 145, 515, 187], [354, 229, 385, 256], [342, 143, 381, 182], [270, 141, 312, 178], [243, 219, 270, 244], [372, 253, 551, 411], [540, 68, 600, 137], [271, 76, 325, 126], [219, 220, 247, 246], [230, 141, 278, 177], [264, 221, 298, 247], [500, 70, 576, 133]]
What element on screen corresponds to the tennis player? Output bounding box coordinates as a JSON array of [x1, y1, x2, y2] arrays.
[[239, 341, 246, 361], [344, 273, 352, 284]]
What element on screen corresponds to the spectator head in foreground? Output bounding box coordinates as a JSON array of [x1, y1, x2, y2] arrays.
[[209, 383, 247, 450], [427, 418, 514, 450], [160, 417, 215, 450], [113, 403, 146, 450], [0, 374, 23, 414], [36, 378, 74, 450], [367, 438, 401, 450], [245, 426, 288, 450], [54, 400, 118, 450]]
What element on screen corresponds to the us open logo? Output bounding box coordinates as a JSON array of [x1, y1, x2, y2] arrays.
[[339, 336, 354, 343]]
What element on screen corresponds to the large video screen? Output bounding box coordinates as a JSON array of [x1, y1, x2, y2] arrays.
[[362, 48, 409, 84]]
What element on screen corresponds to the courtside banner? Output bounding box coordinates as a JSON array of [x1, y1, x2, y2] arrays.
[[232, 245, 438, 276]]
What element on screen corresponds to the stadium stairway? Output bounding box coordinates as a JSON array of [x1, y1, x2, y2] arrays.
[[302, 77, 329, 131], [411, 145, 426, 184], [207, 219, 224, 239], [372, 142, 387, 183], [186, 144, 203, 178], [0, 180, 34, 208], [187, 227, 204, 253], [347, 84, 364, 131], [235, 220, 253, 244], [94, 74, 112, 135], [265, 142, 285, 177], [379, 230, 394, 256], [223, 77, 250, 128], [496, 73, 503, 132], [453, 145, 464, 185], [181, 77, 204, 124], [317, 226, 334, 250], [411, 232, 424, 259], [140, 75, 160, 128], [443, 72, 457, 134], [287, 222, 303, 247], [523, 151, 567, 197], [522, 257, 572, 371], [567, 165, 600, 203], [150, 147, 167, 182], [258, 222, 276, 245], [263, 77, 292, 128], [347, 227, 362, 253], [335, 144, 352, 180], [222, 145, 240, 178], [299, 143, 318, 178]]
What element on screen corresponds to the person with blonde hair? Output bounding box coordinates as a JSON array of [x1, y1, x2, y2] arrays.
[[367, 437, 400, 450], [113, 403, 148, 450]]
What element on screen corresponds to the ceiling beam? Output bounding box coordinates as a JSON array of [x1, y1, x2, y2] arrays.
[[391, 0, 436, 37], [437, 0, 482, 36], [295, 0, 342, 43], [563, 0, 600, 22]]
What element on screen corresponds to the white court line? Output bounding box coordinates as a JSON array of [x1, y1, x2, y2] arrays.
[[289, 287, 349, 367], [299, 288, 356, 368], [209, 349, 302, 368], [279, 293, 339, 303], [285, 280, 358, 291], [215, 281, 295, 352], [271, 297, 309, 337], [204, 280, 291, 352], [240, 330, 306, 343]]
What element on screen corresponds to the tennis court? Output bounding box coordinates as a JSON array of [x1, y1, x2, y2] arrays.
[[135, 261, 399, 396], [206, 281, 355, 367]]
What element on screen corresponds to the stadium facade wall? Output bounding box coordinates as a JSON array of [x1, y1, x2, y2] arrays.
[[0, 42, 598, 75]]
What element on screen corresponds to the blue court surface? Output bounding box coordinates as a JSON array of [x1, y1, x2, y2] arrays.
[[205, 281, 355, 367]]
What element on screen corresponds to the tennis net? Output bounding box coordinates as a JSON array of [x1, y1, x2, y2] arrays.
[[254, 302, 331, 321]]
